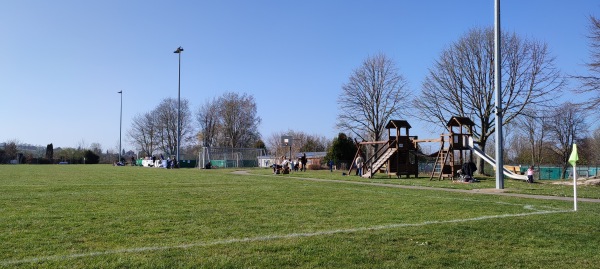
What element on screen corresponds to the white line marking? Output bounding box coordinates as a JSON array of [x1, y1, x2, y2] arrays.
[[327, 185, 566, 212], [1, 209, 570, 266]]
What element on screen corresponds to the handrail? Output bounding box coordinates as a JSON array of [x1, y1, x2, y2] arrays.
[[358, 141, 389, 145], [364, 141, 391, 176]]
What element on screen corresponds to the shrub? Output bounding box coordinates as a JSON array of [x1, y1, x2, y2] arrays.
[[308, 164, 321, 170]]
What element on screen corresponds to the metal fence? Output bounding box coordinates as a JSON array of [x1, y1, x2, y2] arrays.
[[200, 147, 266, 168], [519, 166, 600, 180], [418, 162, 600, 180]]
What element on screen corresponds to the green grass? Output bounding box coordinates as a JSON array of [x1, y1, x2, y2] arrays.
[[254, 168, 600, 199], [1, 165, 599, 268]]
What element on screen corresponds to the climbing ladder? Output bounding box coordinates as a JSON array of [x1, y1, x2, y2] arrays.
[[430, 146, 452, 180], [362, 148, 397, 178]]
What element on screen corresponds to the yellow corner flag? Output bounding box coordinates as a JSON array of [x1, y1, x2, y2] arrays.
[[569, 144, 579, 211], [569, 144, 579, 166]]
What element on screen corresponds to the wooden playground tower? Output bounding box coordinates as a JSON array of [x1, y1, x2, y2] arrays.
[[351, 120, 419, 178], [350, 116, 476, 180], [429, 116, 476, 180]]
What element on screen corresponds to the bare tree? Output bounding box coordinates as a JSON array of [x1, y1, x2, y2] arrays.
[[300, 135, 328, 152], [76, 139, 88, 151], [414, 27, 564, 174], [128, 112, 158, 157], [579, 127, 600, 166], [266, 130, 329, 158], [515, 109, 550, 178], [4, 140, 19, 161], [592, 128, 600, 165], [574, 15, 600, 109], [218, 92, 261, 148], [196, 97, 220, 147], [337, 53, 410, 143], [266, 131, 295, 158], [547, 102, 587, 179], [195, 92, 262, 150], [155, 99, 178, 155], [127, 97, 193, 158], [505, 132, 528, 164], [154, 98, 193, 156], [90, 142, 102, 156], [265, 132, 284, 156]]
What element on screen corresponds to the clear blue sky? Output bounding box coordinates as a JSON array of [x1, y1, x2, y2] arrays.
[[1, 0, 597, 151]]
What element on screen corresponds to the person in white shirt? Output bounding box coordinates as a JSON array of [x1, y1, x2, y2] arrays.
[[355, 156, 364, 176]]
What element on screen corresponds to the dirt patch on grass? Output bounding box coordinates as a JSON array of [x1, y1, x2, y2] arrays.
[[470, 188, 512, 193]]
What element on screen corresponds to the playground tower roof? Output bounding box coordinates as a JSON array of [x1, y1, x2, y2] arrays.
[[385, 120, 411, 129], [446, 116, 475, 127]]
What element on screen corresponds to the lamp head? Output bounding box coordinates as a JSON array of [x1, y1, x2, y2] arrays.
[[174, 46, 184, 53]]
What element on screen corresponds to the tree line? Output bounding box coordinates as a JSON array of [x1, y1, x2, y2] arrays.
[[122, 17, 598, 175], [5, 16, 600, 176], [128, 92, 265, 159], [0, 142, 108, 164], [336, 19, 600, 178], [128, 91, 344, 165]]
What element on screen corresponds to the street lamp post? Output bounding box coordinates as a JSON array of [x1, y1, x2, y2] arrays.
[[494, 0, 504, 189], [174, 46, 184, 166], [118, 90, 123, 163]]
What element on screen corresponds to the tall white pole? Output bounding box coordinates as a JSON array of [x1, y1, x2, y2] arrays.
[[573, 163, 578, 211], [569, 144, 579, 211], [494, 0, 504, 189], [177, 51, 181, 164]]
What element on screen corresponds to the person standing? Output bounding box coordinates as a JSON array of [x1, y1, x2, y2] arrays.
[[355, 155, 364, 176], [281, 157, 290, 174], [294, 158, 300, 172], [300, 153, 307, 172], [273, 156, 284, 174], [527, 166, 534, 183]]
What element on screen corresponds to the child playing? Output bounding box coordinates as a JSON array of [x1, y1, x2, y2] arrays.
[[527, 166, 534, 183]]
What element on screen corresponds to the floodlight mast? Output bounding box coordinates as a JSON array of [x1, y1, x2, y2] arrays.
[[174, 46, 183, 166], [118, 90, 123, 163], [494, 0, 504, 189]]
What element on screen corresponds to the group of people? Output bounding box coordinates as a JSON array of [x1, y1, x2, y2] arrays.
[[142, 154, 177, 169], [272, 156, 291, 174], [272, 153, 309, 174], [455, 163, 535, 183]]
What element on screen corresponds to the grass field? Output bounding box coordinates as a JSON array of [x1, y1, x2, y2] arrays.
[[1, 165, 600, 268]]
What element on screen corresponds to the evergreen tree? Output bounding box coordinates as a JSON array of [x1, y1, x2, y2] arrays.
[[45, 143, 54, 160], [325, 133, 357, 165], [84, 150, 100, 164]]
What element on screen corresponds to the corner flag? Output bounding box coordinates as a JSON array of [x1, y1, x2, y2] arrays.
[[569, 144, 578, 166], [569, 144, 579, 211]]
